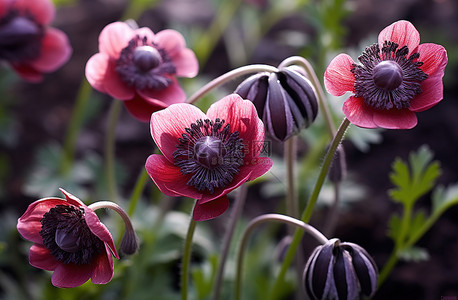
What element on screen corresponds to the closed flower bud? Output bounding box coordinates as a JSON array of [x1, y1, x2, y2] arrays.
[[235, 66, 318, 142], [303, 238, 378, 300]]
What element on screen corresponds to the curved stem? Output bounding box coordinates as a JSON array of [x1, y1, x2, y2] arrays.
[[234, 214, 328, 300], [105, 101, 122, 202], [213, 184, 248, 300], [181, 203, 198, 300], [278, 56, 336, 137], [186, 64, 278, 104], [89, 201, 134, 233], [268, 118, 350, 300], [60, 79, 92, 175]]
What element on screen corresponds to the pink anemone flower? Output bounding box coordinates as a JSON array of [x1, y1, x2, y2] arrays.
[[17, 189, 119, 288], [0, 0, 72, 82], [324, 20, 447, 129], [85, 21, 199, 122], [145, 94, 273, 221]]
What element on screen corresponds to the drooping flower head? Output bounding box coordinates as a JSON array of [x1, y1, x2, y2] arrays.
[[303, 238, 378, 300], [325, 20, 447, 129], [145, 94, 273, 221], [235, 66, 318, 141], [0, 0, 72, 82], [85, 21, 199, 122], [17, 189, 120, 288]]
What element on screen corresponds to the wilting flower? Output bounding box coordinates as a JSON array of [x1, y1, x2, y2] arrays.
[[0, 0, 72, 82], [303, 238, 378, 300], [85, 21, 199, 121], [145, 94, 273, 221], [324, 20, 447, 129], [17, 189, 119, 288], [235, 66, 318, 141]]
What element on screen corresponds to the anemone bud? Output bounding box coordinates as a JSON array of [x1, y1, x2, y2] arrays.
[[235, 66, 318, 142], [303, 238, 378, 300]]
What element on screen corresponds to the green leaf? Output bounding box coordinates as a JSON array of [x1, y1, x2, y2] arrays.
[[407, 210, 427, 240], [432, 183, 458, 215], [388, 145, 441, 206], [398, 246, 430, 262], [387, 213, 401, 241]]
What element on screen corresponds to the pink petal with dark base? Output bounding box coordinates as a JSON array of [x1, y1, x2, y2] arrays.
[[99, 22, 133, 58], [145, 154, 201, 198], [342, 97, 377, 129], [138, 78, 187, 106], [193, 196, 229, 221], [17, 198, 69, 244], [13, 0, 55, 25], [150, 103, 207, 161], [29, 244, 59, 271], [206, 94, 265, 159], [171, 48, 199, 77], [155, 29, 186, 57], [51, 262, 93, 288], [85, 53, 109, 94], [417, 43, 448, 77], [378, 20, 420, 56], [90, 246, 114, 284], [123, 96, 165, 122], [409, 75, 444, 112], [11, 63, 43, 82], [324, 54, 356, 96], [84, 208, 119, 259], [373, 108, 417, 129], [59, 188, 85, 207], [134, 27, 156, 42], [103, 60, 135, 100], [30, 28, 71, 72]]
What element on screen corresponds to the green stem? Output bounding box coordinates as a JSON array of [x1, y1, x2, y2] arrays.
[[213, 184, 248, 300], [268, 118, 350, 300], [234, 213, 328, 300], [105, 100, 122, 202], [127, 168, 149, 217], [186, 64, 278, 104], [181, 203, 198, 300], [60, 79, 92, 175]]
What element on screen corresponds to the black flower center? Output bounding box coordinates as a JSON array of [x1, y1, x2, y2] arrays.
[[351, 41, 428, 110], [116, 35, 176, 91], [0, 11, 43, 62], [40, 205, 105, 265], [173, 118, 245, 194]]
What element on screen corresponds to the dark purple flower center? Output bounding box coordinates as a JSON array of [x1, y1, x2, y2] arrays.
[[0, 11, 43, 62], [116, 35, 176, 91], [40, 205, 105, 265], [351, 41, 428, 110], [174, 118, 245, 194]]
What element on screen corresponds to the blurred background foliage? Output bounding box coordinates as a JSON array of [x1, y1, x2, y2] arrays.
[[1, 0, 458, 299]]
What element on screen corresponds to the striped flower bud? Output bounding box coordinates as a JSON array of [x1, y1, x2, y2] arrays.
[[303, 238, 378, 300], [235, 66, 318, 142]]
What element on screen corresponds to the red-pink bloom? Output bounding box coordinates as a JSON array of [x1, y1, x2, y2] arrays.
[[0, 0, 72, 82], [85, 21, 199, 122], [145, 94, 273, 221], [17, 189, 119, 288], [324, 20, 447, 129]]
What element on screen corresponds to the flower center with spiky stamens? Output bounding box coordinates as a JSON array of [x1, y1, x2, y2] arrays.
[[351, 41, 428, 110], [40, 205, 105, 265], [0, 12, 43, 62], [174, 119, 246, 194], [116, 35, 176, 91]]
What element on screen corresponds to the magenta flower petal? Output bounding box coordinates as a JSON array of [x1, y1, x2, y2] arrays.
[[193, 196, 229, 221], [417, 43, 448, 77], [51, 262, 93, 288], [206, 94, 265, 159], [13, 0, 55, 25], [171, 48, 199, 77], [103, 60, 135, 100], [84, 208, 119, 259], [137, 77, 187, 106], [85, 53, 109, 94], [409, 75, 444, 112], [378, 20, 420, 56], [145, 154, 202, 198], [30, 28, 72, 72], [17, 198, 69, 244], [342, 97, 377, 129], [11, 63, 43, 83], [0, 1, 12, 18], [90, 247, 114, 284], [324, 54, 355, 96], [134, 27, 156, 42], [373, 108, 417, 129], [98, 21, 133, 58], [154, 29, 186, 57], [123, 97, 165, 123], [150, 103, 207, 161], [59, 188, 85, 207], [29, 244, 59, 271]]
